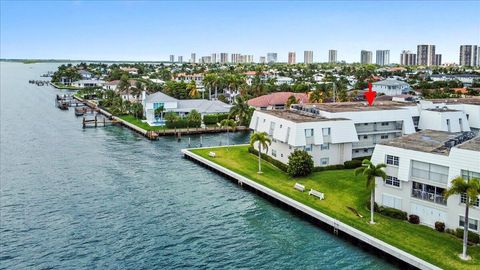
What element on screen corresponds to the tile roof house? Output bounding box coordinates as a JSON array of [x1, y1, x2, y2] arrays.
[[247, 92, 309, 110]]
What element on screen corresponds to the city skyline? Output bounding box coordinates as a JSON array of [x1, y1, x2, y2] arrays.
[[1, 1, 479, 63]]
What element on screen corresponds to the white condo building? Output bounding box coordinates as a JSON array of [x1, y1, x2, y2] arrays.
[[371, 130, 479, 231], [249, 98, 480, 166]]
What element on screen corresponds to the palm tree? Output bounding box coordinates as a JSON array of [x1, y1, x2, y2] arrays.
[[187, 81, 198, 98], [354, 160, 387, 224], [117, 75, 131, 101], [308, 90, 323, 103], [203, 73, 215, 100], [229, 96, 250, 126], [444, 176, 480, 260], [249, 132, 271, 174], [285, 95, 299, 108], [219, 119, 237, 146]]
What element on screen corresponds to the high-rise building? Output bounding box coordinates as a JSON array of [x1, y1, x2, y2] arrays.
[[267, 53, 278, 63], [360, 50, 372, 64], [304, 50, 313, 64], [169, 55, 175, 62], [231, 53, 241, 63], [178, 56, 183, 63], [190, 53, 196, 64], [459, 45, 478, 66], [435, 54, 442, 66], [211, 53, 217, 64], [376, 50, 390, 66], [328, 50, 337, 63], [220, 53, 229, 63], [400, 50, 417, 66], [288, 52, 296, 65], [417, 45, 435, 66], [245, 55, 254, 63], [201, 56, 212, 64], [259, 56, 266, 64]]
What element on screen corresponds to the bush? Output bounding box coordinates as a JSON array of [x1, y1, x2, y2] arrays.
[[344, 159, 363, 169], [366, 199, 380, 212], [287, 150, 314, 177], [408, 215, 420, 224], [248, 147, 288, 172], [455, 228, 480, 244], [435, 221, 445, 232], [313, 164, 345, 172], [203, 113, 229, 125], [380, 207, 407, 220]]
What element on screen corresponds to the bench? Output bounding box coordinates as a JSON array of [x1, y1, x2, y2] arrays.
[[208, 152, 216, 158], [293, 183, 305, 192], [309, 189, 325, 200]]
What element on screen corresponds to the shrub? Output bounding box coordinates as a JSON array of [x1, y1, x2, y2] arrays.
[[455, 228, 480, 244], [248, 147, 288, 172], [203, 113, 229, 125], [380, 207, 408, 220], [344, 159, 363, 169], [366, 199, 380, 212], [408, 215, 420, 224], [287, 150, 314, 177], [435, 221, 445, 232]]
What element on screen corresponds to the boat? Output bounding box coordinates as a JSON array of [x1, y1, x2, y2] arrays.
[[57, 101, 69, 110], [74, 107, 86, 116]]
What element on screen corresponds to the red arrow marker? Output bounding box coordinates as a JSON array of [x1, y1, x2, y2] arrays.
[[364, 82, 377, 106]]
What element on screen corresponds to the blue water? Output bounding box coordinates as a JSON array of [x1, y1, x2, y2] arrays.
[[0, 62, 397, 269]]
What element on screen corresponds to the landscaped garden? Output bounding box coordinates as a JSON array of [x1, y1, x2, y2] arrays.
[[190, 145, 480, 270]]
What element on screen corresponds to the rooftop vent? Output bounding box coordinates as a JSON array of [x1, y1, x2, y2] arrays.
[[443, 132, 476, 148]]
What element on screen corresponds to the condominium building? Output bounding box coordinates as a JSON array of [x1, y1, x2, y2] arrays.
[[376, 50, 390, 66], [459, 45, 478, 67], [220, 53, 229, 63], [288, 52, 296, 65], [328, 50, 337, 64], [435, 54, 442, 66], [211, 53, 217, 63], [190, 53, 196, 64], [231, 53, 241, 63], [259, 56, 266, 64], [249, 98, 480, 166], [200, 56, 212, 64], [417, 45, 436, 66], [400, 50, 417, 66], [267, 53, 278, 63], [169, 55, 175, 62], [178, 56, 183, 63], [371, 130, 479, 231], [361, 50, 372, 64], [304, 50, 313, 64]]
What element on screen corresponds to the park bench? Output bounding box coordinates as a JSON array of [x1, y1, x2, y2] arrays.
[[293, 183, 305, 192], [309, 189, 325, 200], [208, 152, 216, 158]]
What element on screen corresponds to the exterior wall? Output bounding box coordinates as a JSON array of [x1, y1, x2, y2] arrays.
[[418, 110, 470, 132], [372, 144, 480, 231]]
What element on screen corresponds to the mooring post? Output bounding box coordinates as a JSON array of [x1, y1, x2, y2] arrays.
[[188, 137, 191, 147], [83, 117, 86, 128], [200, 136, 203, 147], [95, 115, 97, 127]]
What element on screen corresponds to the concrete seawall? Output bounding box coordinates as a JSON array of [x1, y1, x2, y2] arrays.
[[182, 148, 442, 270]]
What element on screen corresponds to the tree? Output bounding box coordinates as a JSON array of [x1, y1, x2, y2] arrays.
[[229, 96, 250, 126], [187, 109, 202, 126], [444, 176, 480, 260], [354, 160, 387, 224], [154, 105, 165, 120], [117, 75, 131, 100], [219, 119, 237, 146], [287, 149, 313, 177], [285, 95, 299, 108], [130, 103, 143, 119], [308, 90, 323, 103], [187, 80, 199, 98], [250, 132, 271, 173]]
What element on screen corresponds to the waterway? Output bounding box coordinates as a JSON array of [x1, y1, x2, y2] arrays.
[[0, 62, 397, 269]]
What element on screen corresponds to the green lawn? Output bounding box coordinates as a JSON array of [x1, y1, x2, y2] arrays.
[[118, 115, 166, 131], [190, 146, 479, 270]]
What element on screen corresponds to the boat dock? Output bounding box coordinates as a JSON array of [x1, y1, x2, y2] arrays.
[[182, 148, 441, 270]]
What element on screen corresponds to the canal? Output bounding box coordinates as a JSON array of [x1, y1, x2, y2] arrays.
[[0, 62, 397, 269]]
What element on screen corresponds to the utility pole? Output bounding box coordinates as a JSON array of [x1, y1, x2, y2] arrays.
[[332, 82, 337, 103]]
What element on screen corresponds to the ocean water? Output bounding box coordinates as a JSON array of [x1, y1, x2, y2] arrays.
[[0, 62, 397, 269]]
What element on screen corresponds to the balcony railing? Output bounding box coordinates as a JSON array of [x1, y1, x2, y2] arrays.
[[411, 189, 447, 205]]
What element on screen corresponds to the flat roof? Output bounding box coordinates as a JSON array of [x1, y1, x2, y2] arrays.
[[425, 108, 460, 112], [298, 101, 416, 113], [259, 110, 347, 122], [380, 130, 476, 155], [456, 136, 480, 152], [428, 98, 480, 105]]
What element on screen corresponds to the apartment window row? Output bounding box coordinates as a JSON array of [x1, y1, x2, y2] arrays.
[[411, 160, 449, 184], [411, 181, 447, 205], [322, 128, 331, 136], [320, 143, 329, 150], [459, 216, 479, 231], [320, 158, 329, 166], [305, 144, 313, 152], [462, 170, 480, 180], [386, 155, 399, 166], [305, 129, 314, 138], [385, 176, 400, 187], [460, 193, 480, 207]]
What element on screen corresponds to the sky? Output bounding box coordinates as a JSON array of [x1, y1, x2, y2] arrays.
[[1, 1, 479, 63]]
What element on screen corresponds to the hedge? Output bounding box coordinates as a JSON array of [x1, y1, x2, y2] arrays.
[[203, 113, 230, 125], [344, 159, 363, 169], [248, 147, 288, 172], [379, 207, 408, 220], [165, 118, 201, 129], [454, 228, 480, 244]]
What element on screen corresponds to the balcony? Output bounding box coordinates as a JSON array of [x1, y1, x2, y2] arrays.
[[412, 189, 447, 205], [352, 141, 375, 149]]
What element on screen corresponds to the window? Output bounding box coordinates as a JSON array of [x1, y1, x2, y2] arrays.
[[459, 216, 479, 231], [461, 170, 480, 180], [322, 127, 331, 136], [288, 145, 292, 150], [263, 119, 266, 123], [279, 124, 283, 129], [363, 135, 368, 139], [411, 181, 447, 205], [255, 117, 259, 130], [269, 122, 276, 136], [272, 149, 277, 157], [459, 119, 463, 132], [320, 158, 329, 165], [305, 129, 314, 138], [460, 193, 480, 207], [411, 160, 448, 184], [381, 122, 389, 126], [286, 127, 291, 142], [386, 155, 399, 166], [381, 135, 389, 139], [385, 176, 400, 187], [355, 150, 359, 153], [320, 143, 329, 150], [364, 149, 369, 153], [446, 119, 451, 132], [305, 144, 313, 152], [364, 123, 368, 126]]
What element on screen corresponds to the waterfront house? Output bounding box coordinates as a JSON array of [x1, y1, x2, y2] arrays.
[[371, 130, 479, 232], [372, 79, 411, 96], [247, 92, 309, 110], [78, 70, 93, 80], [120, 67, 139, 75], [71, 79, 105, 88], [142, 91, 231, 126]]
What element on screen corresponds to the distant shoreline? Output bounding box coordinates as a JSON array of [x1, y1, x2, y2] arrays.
[[1, 59, 172, 64]]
